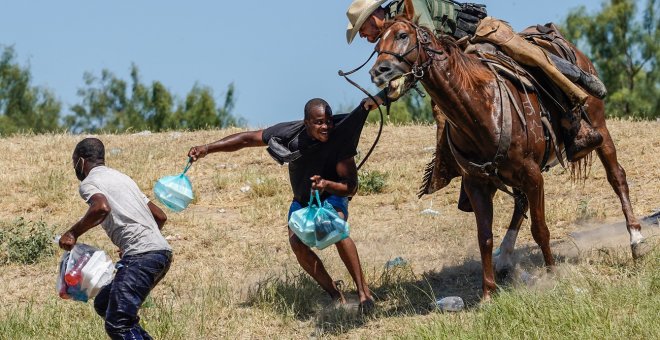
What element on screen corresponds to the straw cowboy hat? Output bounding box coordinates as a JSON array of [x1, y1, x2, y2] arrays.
[[346, 0, 387, 44]]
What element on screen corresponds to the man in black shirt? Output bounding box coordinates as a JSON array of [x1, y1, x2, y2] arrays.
[[187, 97, 381, 312]]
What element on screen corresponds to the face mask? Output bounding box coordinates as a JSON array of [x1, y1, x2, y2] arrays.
[[74, 157, 86, 181]]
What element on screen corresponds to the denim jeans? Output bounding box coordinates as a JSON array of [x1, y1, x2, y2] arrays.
[[94, 250, 172, 340]]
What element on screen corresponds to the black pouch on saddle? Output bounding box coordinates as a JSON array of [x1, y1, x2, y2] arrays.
[[454, 3, 487, 39]]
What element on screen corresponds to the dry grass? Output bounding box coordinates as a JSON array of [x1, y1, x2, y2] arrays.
[[0, 120, 658, 339]]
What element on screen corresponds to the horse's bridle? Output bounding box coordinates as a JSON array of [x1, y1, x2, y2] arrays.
[[375, 18, 449, 85], [335, 18, 447, 171]]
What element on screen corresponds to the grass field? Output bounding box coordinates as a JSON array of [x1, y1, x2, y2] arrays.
[[0, 119, 658, 339]]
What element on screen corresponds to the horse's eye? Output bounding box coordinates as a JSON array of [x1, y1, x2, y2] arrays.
[[397, 32, 408, 40]]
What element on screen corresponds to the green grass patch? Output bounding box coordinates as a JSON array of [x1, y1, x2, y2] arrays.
[[358, 170, 388, 195], [402, 248, 660, 340], [0, 218, 55, 265]]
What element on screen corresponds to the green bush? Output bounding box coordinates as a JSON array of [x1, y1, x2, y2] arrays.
[[358, 170, 388, 195], [0, 218, 55, 265]]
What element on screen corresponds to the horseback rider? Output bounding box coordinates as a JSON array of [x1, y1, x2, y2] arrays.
[[346, 0, 607, 162]]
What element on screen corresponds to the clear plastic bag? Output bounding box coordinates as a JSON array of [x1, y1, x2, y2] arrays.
[[288, 190, 350, 249], [57, 243, 114, 302], [154, 159, 194, 212]]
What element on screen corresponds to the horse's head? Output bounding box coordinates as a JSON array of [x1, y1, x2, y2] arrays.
[[369, 0, 443, 101]]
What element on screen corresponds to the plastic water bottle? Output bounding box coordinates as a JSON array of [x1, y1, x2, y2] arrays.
[[433, 296, 464, 312], [66, 284, 89, 302], [315, 217, 333, 240], [65, 252, 91, 286]]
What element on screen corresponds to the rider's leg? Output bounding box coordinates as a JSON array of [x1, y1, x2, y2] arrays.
[[472, 17, 603, 161]]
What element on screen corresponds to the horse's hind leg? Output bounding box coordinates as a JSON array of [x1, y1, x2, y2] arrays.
[[495, 189, 529, 280], [595, 128, 645, 258], [521, 165, 555, 268]]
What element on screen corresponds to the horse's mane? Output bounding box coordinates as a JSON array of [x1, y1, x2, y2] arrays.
[[434, 34, 493, 91], [381, 18, 493, 91]]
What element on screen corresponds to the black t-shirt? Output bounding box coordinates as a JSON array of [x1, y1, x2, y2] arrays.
[[262, 105, 369, 204]]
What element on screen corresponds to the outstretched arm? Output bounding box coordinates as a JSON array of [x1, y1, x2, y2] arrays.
[[59, 193, 111, 250], [188, 130, 266, 162]]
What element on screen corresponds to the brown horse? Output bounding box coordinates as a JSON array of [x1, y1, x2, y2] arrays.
[[369, 0, 647, 299]]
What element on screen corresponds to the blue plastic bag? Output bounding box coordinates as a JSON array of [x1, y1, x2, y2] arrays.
[[288, 190, 350, 249], [154, 159, 194, 212]]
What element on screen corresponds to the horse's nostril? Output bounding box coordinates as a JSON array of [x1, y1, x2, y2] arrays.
[[378, 65, 392, 75], [370, 62, 393, 79]]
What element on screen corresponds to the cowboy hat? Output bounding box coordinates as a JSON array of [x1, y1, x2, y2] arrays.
[[346, 0, 387, 44]]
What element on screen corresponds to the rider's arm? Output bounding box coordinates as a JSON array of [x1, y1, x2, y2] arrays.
[[411, 0, 437, 33], [188, 130, 266, 161]]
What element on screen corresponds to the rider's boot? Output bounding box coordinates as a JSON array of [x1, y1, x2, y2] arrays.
[[562, 105, 603, 161]]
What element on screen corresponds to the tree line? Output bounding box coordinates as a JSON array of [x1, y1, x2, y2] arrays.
[[0, 0, 657, 136], [563, 0, 659, 119], [0, 47, 244, 136]]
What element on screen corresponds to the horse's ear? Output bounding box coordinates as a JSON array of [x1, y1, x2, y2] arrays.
[[403, 0, 415, 21]]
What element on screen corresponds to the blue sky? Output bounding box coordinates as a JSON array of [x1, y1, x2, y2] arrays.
[[1, 0, 604, 127]]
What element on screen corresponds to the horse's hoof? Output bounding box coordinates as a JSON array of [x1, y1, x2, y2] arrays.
[[631, 240, 653, 260]]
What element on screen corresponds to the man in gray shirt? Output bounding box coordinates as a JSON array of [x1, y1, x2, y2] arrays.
[[59, 137, 172, 340]]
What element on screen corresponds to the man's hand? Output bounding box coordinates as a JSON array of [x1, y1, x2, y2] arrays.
[[187, 145, 208, 162], [59, 230, 77, 251], [361, 96, 384, 111], [310, 175, 328, 192]]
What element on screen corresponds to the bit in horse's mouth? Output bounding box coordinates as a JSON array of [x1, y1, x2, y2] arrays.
[[386, 76, 408, 100]]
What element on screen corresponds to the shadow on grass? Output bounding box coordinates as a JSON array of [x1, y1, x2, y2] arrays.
[[241, 257, 487, 335], [241, 243, 584, 336]]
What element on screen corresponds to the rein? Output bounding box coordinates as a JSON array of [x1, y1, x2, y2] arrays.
[[338, 52, 387, 171]]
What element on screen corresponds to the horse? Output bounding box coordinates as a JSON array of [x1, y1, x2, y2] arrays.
[[368, 0, 647, 299]]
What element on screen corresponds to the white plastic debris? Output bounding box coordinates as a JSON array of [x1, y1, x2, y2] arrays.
[[385, 256, 407, 269], [421, 208, 440, 216], [432, 296, 464, 312]]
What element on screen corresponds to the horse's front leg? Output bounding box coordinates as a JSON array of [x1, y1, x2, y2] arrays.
[[463, 176, 498, 300], [521, 164, 555, 267]]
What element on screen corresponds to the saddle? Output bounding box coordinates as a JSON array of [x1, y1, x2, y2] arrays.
[[418, 23, 579, 198]]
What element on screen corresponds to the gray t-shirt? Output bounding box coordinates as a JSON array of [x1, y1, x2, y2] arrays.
[[79, 166, 171, 256]]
